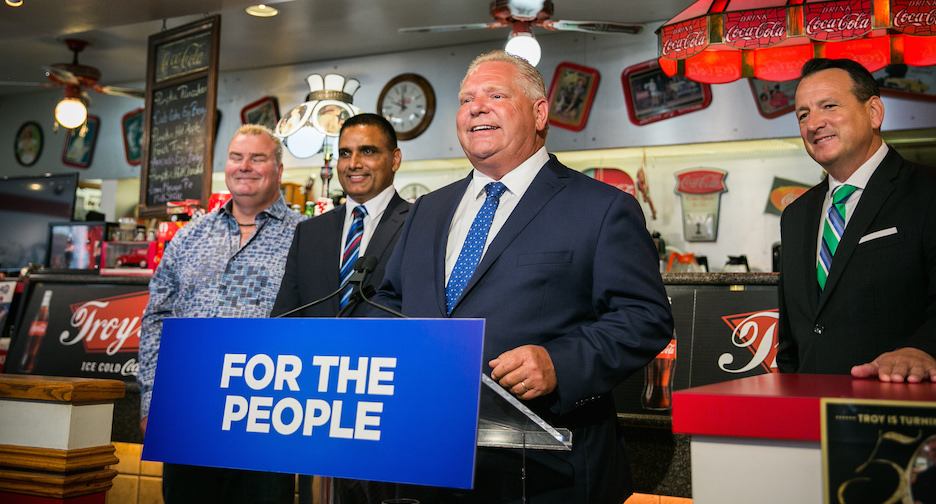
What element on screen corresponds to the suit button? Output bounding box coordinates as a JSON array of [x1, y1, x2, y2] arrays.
[[814, 325, 824, 335]]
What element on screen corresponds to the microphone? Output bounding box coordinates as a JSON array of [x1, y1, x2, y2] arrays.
[[274, 257, 371, 318], [336, 257, 380, 317]]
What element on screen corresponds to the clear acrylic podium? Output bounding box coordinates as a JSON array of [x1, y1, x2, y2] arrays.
[[477, 374, 572, 451]]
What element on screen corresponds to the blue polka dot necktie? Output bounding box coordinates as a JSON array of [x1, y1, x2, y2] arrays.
[[445, 182, 507, 314], [339, 205, 367, 308], [817, 184, 856, 291]]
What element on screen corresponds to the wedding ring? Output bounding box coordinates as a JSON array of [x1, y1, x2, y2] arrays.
[[520, 381, 529, 392]]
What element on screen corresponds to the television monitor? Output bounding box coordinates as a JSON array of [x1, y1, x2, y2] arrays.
[[47, 222, 113, 270], [0, 173, 79, 274]]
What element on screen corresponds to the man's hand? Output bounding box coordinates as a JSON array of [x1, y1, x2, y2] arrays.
[[489, 345, 557, 400], [851, 347, 936, 383]]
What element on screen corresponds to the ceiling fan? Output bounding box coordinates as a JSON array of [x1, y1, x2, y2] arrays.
[[399, 0, 644, 36], [42, 38, 145, 100]]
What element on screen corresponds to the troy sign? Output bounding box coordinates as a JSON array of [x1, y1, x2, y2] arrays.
[[59, 291, 148, 355], [718, 309, 780, 375]]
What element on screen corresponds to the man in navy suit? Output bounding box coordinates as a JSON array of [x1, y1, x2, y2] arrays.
[[778, 58, 936, 382], [372, 50, 673, 503]]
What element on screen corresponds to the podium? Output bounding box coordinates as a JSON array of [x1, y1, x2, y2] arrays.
[[143, 317, 572, 490]]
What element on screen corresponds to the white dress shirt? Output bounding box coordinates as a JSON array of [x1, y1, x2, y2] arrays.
[[444, 147, 550, 284], [341, 185, 396, 258]]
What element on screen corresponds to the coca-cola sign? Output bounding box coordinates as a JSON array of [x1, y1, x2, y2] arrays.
[[803, 0, 873, 41], [724, 8, 788, 49], [659, 17, 708, 60], [892, 0, 936, 35], [60, 291, 147, 355], [718, 310, 780, 375], [674, 169, 727, 194]]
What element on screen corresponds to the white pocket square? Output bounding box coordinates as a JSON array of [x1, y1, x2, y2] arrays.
[[859, 227, 898, 244]]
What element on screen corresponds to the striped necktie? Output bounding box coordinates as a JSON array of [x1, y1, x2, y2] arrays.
[[817, 184, 857, 290], [339, 205, 367, 308], [445, 182, 507, 314]]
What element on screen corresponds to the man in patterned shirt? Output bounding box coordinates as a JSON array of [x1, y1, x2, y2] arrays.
[[137, 124, 305, 504]]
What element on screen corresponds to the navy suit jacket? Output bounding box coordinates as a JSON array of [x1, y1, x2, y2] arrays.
[[272, 192, 410, 317], [778, 148, 936, 374], [372, 156, 673, 503]]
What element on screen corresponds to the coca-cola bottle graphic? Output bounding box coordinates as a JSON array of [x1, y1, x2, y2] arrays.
[[642, 333, 676, 410], [20, 290, 52, 372]]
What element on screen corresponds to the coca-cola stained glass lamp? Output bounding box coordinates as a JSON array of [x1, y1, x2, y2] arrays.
[[656, 0, 936, 84]]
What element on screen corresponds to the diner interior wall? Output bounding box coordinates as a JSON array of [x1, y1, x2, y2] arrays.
[[2, 24, 934, 268]]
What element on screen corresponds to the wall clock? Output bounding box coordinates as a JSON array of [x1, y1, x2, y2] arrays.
[[378, 73, 435, 141], [399, 183, 430, 202]]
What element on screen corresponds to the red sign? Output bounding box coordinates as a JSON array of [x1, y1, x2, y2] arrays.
[[660, 17, 709, 60], [674, 169, 727, 194], [803, 0, 873, 41], [720, 310, 780, 375], [892, 0, 936, 36], [62, 291, 148, 355], [724, 7, 789, 49]]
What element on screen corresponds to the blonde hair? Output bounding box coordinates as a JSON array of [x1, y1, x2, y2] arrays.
[[234, 124, 284, 165], [462, 50, 546, 101]]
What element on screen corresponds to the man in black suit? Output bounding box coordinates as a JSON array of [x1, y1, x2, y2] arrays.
[[273, 113, 410, 318], [778, 58, 936, 382], [272, 113, 410, 504]]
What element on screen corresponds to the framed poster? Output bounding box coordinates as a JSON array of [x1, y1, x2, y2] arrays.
[[139, 15, 220, 219], [240, 96, 280, 130], [122, 108, 144, 166], [873, 63, 936, 101], [621, 59, 712, 126], [547, 62, 600, 131], [748, 78, 798, 118], [14, 121, 43, 167], [61, 116, 100, 168]]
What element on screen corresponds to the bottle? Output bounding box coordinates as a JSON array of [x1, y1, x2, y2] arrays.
[[642, 334, 676, 410], [304, 201, 315, 217], [20, 290, 52, 372]]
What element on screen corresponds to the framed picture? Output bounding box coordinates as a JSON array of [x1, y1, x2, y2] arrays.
[[121, 108, 144, 166], [621, 59, 712, 126], [311, 100, 354, 137], [748, 78, 798, 119], [547, 62, 600, 131], [14, 121, 43, 167], [61, 116, 100, 169], [240, 96, 280, 130], [873, 64, 936, 101]]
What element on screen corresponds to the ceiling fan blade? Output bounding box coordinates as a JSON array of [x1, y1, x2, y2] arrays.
[[94, 84, 145, 99], [542, 19, 644, 35], [399, 22, 505, 33], [0, 81, 60, 88], [44, 66, 81, 86]]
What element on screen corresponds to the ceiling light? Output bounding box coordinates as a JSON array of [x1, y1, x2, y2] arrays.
[[5, 0, 23, 6], [246, 4, 278, 17], [55, 97, 87, 129], [505, 24, 541, 66]]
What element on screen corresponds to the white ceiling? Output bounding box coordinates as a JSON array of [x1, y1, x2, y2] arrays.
[[0, 0, 693, 96]]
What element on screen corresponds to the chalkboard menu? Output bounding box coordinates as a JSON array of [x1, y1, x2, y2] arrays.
[[139, 16, 220, 219]]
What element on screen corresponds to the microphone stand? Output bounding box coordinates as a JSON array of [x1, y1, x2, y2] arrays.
[[274, 257, 369, 318]]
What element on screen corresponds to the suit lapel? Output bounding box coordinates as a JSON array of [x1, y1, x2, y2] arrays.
[[455, 159, 566, 307], [802, 180, 827, 314], [818, 150, 901, 311], [363, 193, 408, 261]]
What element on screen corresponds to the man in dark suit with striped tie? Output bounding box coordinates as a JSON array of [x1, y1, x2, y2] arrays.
[[272, 113, 411, 504], [778, 58, 936, 382]]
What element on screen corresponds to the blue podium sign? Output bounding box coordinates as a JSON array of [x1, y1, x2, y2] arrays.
[[142, 317, 485, 489]]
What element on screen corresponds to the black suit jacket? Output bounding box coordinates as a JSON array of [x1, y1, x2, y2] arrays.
[[372, 156, 673, 504], [271, 192, 410, 317], [778, 148, 936, 374]]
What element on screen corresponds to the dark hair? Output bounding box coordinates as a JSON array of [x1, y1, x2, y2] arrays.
[[340, 113, 398, 150], [800, 58, 880, 102]]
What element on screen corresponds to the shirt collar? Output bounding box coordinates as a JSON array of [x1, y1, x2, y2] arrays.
[[345, 185, 396, 219], [220, 195, 291, 222], [468, 146, 549, 200], [828, 143, 889, 195]]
